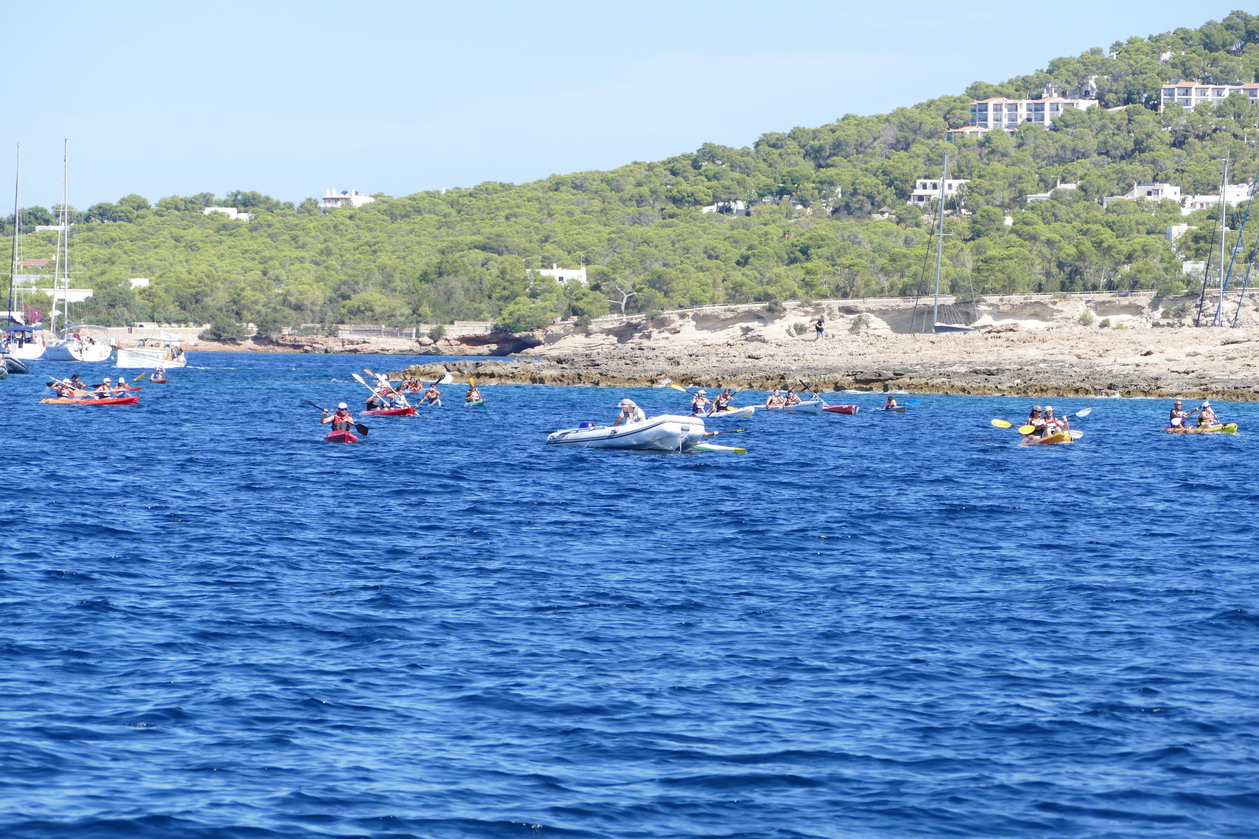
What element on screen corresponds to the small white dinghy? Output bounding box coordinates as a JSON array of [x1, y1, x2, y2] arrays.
[[701, 405, 755, 420], [547, 414, 706, 452]]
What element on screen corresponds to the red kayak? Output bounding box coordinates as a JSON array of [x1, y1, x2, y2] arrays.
[[41, 396, 140, 405], [150, 377, 168, 384], [361, 406, 416, 417], [324, 429, 359, 443], [822, 404, 860, 415]]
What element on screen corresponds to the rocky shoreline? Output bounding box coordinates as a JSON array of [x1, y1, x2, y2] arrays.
[[191, 293, 1259, 401]]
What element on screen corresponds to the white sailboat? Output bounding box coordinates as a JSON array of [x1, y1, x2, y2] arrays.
[[43, 140, 111, 363], [3, 145, 47, 367]]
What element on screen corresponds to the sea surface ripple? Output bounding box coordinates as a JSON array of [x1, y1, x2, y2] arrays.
[[3, 352, 1258, 838]]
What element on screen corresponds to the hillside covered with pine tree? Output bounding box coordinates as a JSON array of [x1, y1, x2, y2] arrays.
[[5, 10, 1259, 334]]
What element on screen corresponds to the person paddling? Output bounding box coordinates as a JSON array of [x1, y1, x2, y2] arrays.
[[1169, 399, 1193, 427], [689, 389, 711, 416], [1197, 401, 1218, 427], [884, 395, 900, 410], [711, 389, 733, 413], [613, 398, 645, 426], [322, 402, 356, 431], [422, 383, 442, 407], [466, 383, 483, 404], [1039, 405, 1069, 437]]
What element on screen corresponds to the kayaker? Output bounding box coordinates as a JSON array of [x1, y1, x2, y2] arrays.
[[1169, 399, 1194, 427], [613, 398, 645, 426], [784, 389, 801, 407], [466, 383, 483, 404], [765, 389, 784, 408], [1040, 405, 1069, 437], [689, 389, 710, 415], [1027, 405, 1046, 433], [423, 383, 442, 407], [884, 396, 900, 410], [366, 390, 387, 410], [69, 373, 84, 390], [322, 402, 356, 431], [96, 377, 114, 395], [712, 389, 733, 413], [1197, 401, 1218, 427], [814, 315, 825, 341]]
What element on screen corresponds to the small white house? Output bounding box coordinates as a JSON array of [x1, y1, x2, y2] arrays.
[[320, 189, 375, 211], [532, 264, 588, 285], [907, 178, 968, 206], [129, 278, 150, 290]]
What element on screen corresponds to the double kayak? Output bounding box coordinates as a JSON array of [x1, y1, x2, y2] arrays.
[[1165, 423, 1238, 434], [701, 406, 755, 420], [324, 429, 359, 444], [41, 396, 139, 406], [822, 404, 861, 415], [547, 414, 706, 452], [362, 406, 416, 417], [767, 399, 826, 414], [1020, 431, 1076, 446]]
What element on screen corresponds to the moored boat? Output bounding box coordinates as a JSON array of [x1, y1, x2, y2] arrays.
[[547, 414, 706, 452], [40, 395, 139, 405], [115, 336, 189, 369]]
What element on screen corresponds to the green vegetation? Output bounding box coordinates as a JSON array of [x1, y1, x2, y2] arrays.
[[3, 12, 1258, 332]]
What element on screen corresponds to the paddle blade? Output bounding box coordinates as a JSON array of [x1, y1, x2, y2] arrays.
[[352, 372, 367, 386], [1018, 425, 1035, 434], [363, 368, 375, 377], [1074, 407, 1092, 418], [1170, 417, 1183, 426], [1068, 429, 1084, 439], [669, 383, 689, 392], [134, 372, 148, 382], [356, 424, 370, 436], [991, 419, 1013, 428]]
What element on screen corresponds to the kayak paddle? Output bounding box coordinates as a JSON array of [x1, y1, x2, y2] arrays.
[[302, 399, 370, 435]]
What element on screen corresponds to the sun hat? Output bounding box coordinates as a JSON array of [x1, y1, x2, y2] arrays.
[[619, 399, 636, 408], [1044, 405, 1054, 412], [1032, 405, 1043, 411]]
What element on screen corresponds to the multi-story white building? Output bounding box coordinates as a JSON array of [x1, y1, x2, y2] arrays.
[[1102, 182, 1182, 208], [969, 96, 1098, 131], [1160, 80, 1259, 111], [1181, 183, 1252, 215], [907, 178, 968, 207], [320, 189, 375, 211]]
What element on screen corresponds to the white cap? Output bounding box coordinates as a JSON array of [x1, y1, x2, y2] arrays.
[[619, 399, 636, 408], [338, 402, 348, 409], [103, 377, 112, 383]]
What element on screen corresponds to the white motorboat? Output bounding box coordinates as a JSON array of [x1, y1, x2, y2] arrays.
[[767, 399, 826, 414], [2, 325, 45, 364], [547, 414, 706, 452], [702, 405, 755, 420], [115, 336, 189, 369], [44, 324, 112, 362]]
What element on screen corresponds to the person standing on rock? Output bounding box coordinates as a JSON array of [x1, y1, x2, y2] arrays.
[[814, 315, 826, 341]]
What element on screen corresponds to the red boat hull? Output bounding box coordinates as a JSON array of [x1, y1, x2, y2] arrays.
[[362, 406, 416, 417], [324, 430, 359, 443], [41, 396, 140, 405], [822, 404, 860, 415]]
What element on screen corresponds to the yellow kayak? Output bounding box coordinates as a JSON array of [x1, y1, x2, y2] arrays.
[[1020, 431, 1074, 446], [1164, 423, 1238, 434]]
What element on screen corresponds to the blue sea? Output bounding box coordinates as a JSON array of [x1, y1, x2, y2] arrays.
[[3, 352, 1258, 838]]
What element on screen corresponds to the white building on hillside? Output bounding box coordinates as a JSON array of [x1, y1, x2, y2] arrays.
[[532, 264, 587, 285], [1181, 183, 1252, 215], [1160, 80, 1259, 111], [1026, 181, 1078, 202], [204, 206, 251, 221], [1103, 182, 1182, 208], [969, 96, 1097, 132], [320, 189, 375, 211], [907, 177, 968, 207]]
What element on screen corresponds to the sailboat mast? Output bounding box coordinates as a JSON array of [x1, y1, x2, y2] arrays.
[[53, 139, 69, 331], [931, 154, 949, 331], [1211, 157, 1229, 326], [7, 145, 19, 325]]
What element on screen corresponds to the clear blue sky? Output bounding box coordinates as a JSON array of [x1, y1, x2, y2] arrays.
[[2, 0, 1243, 209]]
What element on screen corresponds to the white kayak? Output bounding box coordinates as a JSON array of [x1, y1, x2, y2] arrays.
[[700, 405, 755, 420], [767, 399, 826, 414], [547, 414, 706, 452], [690, 442, 746, 453]]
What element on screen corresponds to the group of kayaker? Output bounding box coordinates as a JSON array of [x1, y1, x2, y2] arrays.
[[1169, 399, 1219, 428], [764, 389, 803, 408], [688, 388, 744, 415], [48, 374, 135, 399], [1021, 405, 1071, 440]]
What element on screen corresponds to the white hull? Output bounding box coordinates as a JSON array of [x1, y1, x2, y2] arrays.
[[767, 399, 826, 414], [547, 414, 706, 452], [115, 346, 189, 369], [702, 406, 755, 419], [2, 331, 46, 360], [45, 337, 112, 362]]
